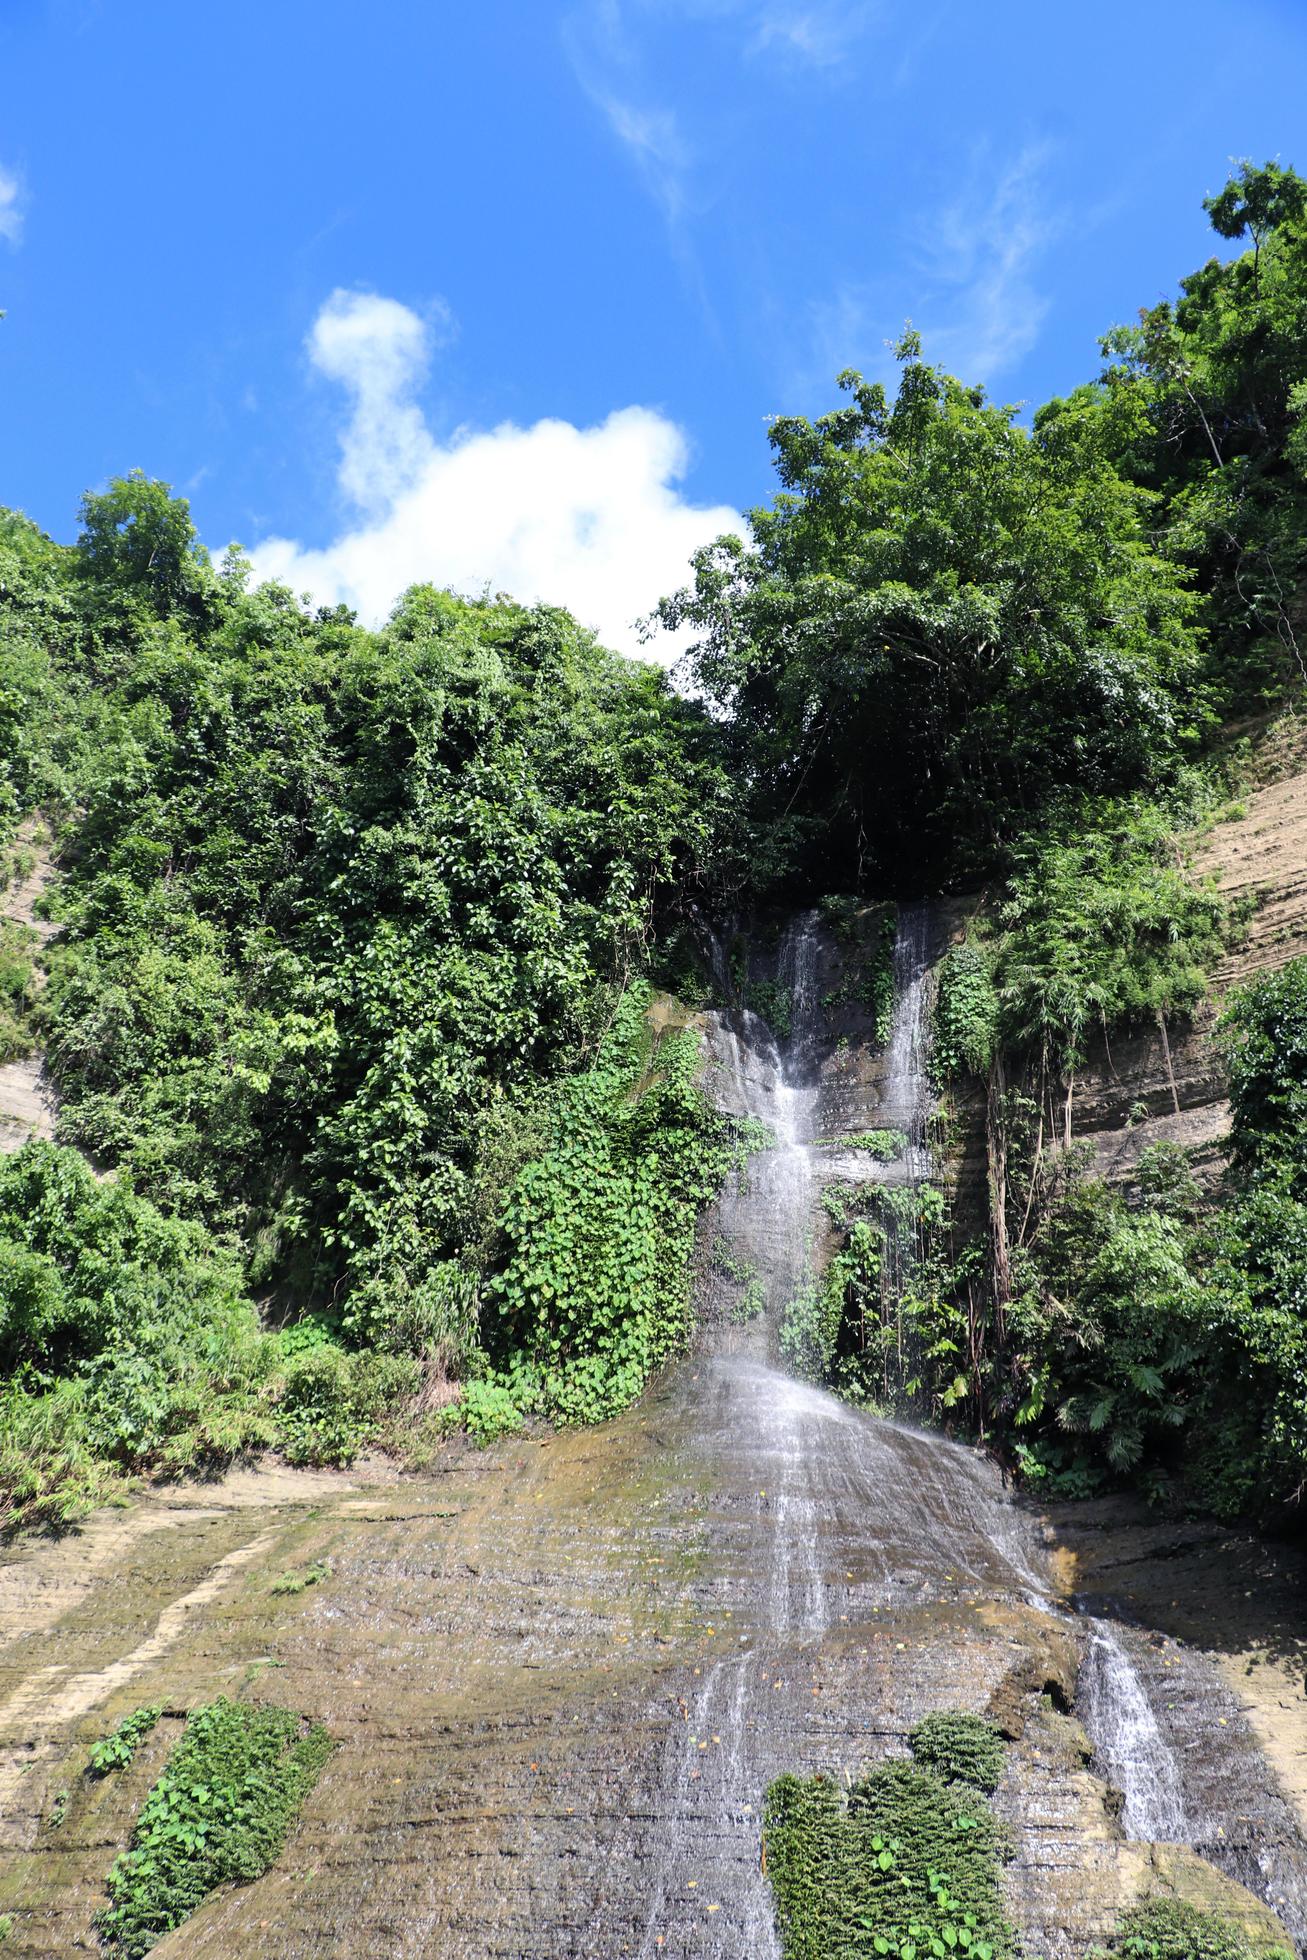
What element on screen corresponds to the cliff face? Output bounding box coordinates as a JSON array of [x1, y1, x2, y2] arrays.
[[1074, 719, 1307, 1187], [943, 719, 1307, 1214]]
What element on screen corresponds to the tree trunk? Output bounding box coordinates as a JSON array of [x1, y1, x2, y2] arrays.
[[1156, 1008, 1182, 1118], [987, 1049, 1012, 1336]]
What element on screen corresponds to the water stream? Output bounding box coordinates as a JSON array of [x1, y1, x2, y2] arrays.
[[1077, 1620, 1188, 1840], [615, 907, 1059, 1956]]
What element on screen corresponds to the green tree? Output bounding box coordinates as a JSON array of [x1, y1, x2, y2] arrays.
[[659, 340, 1203, 891]]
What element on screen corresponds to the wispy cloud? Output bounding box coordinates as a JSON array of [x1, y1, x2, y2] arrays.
[[564, 0, 879, 228], [0, 165, 25, 247], [589, 85, 693, 222], [248, 291, 740, 662], [788, 141, 1060, 398], [749, 2, 880, 68], [919, 141, 1058, 381]]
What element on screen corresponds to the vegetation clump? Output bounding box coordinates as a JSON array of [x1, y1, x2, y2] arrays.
[[764, 1743, 1014, 1960], [488, 985, 749, 1425], [97, 1697, 332, 1957], [1096, 1897, 1292, 1960], [87, 1706, 163, 1777], [907, 1713, 1006, 1795]]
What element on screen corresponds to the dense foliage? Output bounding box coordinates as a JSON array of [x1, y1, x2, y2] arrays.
[[0, 484, 742, 1521], [660, 336, 1204, 893], [97, 1697, 332, 1956], [5, 160, 1307, 1527], [489, 986, 746, 1423], [764, 1720, 1014, 1960]]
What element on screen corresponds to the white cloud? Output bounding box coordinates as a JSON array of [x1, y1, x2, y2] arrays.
[[0, 165, 24, 246], [249, 292, 740, 663], [308, 290, 439, 515]]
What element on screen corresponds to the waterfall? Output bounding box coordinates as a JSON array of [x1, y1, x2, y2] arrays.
[[632, 903, 1307, 1957], [1078, 1621, 1187, 1840], [880, 899, 936, 1181]]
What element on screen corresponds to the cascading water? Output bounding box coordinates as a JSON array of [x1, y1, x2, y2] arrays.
[[664, 902, 1307, 1957], [1077, 1622, 1187, 1840], [613, 905, 1061, 1958]]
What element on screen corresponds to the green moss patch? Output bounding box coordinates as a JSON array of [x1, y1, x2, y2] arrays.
[[1098, 1899, 1292, 1960]]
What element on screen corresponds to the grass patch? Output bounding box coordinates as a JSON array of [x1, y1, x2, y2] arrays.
[[269, 1560, 330, 1597]]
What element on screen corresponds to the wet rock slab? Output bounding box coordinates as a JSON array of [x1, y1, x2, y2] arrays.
[[0, 1366, 1295, 1957]]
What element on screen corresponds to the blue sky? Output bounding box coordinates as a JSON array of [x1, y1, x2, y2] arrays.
[[3, 0, 1306, 655]]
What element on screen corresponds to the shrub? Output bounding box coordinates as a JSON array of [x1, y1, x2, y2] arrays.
[[98, 1697, 332, 1957], [1101, 1898, 1292, 1960], [87, 1706, 163, 1778], [275, 1344, 418, 1466], [459, 1378, 524, 1445], [908, 1712, 1006, 1794], [0, 1142, 278, 1530]]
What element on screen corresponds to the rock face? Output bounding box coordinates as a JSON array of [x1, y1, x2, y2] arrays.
[[0, 822, 55, 1156], [0, 1368, 1294, 1959], [0, 909, 1300, 1958], [1063, 718, 1307, 1191]]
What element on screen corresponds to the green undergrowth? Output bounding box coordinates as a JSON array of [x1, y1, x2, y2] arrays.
[[932, 793, 1233, 1089], [1094, 1898, 1292, 1960], [0, 980, 743, 1522], [765, 1715, 1014, 1960], [97, 1696, 332, 1957], [815, 1131, 907, 1160], [783, 1182, 946, 1408], [744, 975, 794, 1041], [0, 919, 39, 1065], [819, 899, 897, 1044], [484, 984, 754, 1426], [0, 1139, 425, 1529], [87, 1706, 162, 1777]]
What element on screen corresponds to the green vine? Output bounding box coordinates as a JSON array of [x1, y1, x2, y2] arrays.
[[87, 1706, 162, 1778], [932, 941, 998, 1082], [486, 984, 751, 1426]]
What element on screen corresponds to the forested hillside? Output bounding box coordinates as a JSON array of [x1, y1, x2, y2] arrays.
[[4, 161, 1307, 1532]]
